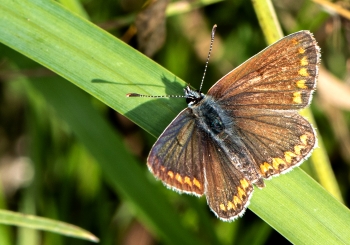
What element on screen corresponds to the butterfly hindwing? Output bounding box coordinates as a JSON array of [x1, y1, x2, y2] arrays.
[[147, 108, 205, 196], [203, 136, 254, 221], [207, 31, 320, 110], [228, 109, 316, 178]]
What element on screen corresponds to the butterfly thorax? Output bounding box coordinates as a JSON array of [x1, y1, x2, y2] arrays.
[[190, 95, 241, 161], [190, 95, 231, 135], [185, 87, 230, 135]]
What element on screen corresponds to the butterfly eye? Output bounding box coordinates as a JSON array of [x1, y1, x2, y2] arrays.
[[186, 96, 202, 106], [186, 97, 194, 105]]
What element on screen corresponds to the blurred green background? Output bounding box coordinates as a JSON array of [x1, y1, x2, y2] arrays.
[[0, 0, 350, 244]]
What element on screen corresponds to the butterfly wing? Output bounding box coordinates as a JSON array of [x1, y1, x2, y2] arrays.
[[203, 136, 254, 221], [206, 31, 319, 180], [208, 31, 320, 110], [147, 108, 205, 196], [147, 30, 320, 220], [148, 107, 254, 221], [229, 109, 316, 178]]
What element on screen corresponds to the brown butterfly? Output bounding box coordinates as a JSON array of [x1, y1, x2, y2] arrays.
[[128, 25, 320, 221]]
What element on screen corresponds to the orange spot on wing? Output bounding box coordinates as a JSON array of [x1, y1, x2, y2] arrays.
[[184, 176, 192, 186], [240, 179, 250, 190], [167, 171, 174, 178], [220, 203, 226, 211], [293, 92, 302, 104], [296, 80, 307, 89], [298, 68, 309, 76], [175, 173, 183, 183], [284, 151, 297, 163], [272, 158, 286, 170], [193, 178, 201, 189], [300, 135, 308, 145], [294, 145, 305, 155], [300, 56, 308, 66]]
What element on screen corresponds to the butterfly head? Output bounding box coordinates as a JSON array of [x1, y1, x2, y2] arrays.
[[184, 85, 205, 107]]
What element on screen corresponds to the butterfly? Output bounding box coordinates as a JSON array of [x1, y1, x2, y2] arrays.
[[128, 25, 320, 221]]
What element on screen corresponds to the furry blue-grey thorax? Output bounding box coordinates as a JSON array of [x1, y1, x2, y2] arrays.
[[185, 84, 233, 136]]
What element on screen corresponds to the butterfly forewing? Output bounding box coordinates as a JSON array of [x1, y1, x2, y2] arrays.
[[208, 31, 320, 110], [147, 108, 205, 196]]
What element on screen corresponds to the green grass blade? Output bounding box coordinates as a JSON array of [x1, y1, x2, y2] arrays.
[[0, 184, 11, 245], [0, 0, 184, 136], [27, 76, 204, 245], [250, 169, 350, 244], [0, 209, 98, 242]]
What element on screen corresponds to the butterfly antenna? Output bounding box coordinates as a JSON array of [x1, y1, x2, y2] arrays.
[[199, 24, 217, 93], [127, 25, 217, 98], [126, 93, 185, 98]]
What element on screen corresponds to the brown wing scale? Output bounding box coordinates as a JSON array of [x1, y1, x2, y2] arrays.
[[208, 31, 320, 110], [203, 136, 254, 221], [229, 109, 316, 179], [147, 108, 205, 196]]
